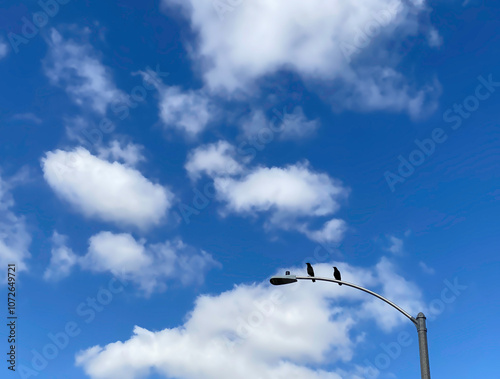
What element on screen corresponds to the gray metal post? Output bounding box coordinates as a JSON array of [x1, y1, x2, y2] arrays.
[[416, 312, 431, 379]]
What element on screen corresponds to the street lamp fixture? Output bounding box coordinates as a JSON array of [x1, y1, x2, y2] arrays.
[[269, 275, 298, 285], [269, 274, 431, 379]]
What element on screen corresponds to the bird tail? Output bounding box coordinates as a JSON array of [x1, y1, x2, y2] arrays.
[[338, 283, 342, 286], [312, 279, 316, 283]]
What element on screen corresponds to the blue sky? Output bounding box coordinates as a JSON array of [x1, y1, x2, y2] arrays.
[[0, 0, 499, 378]]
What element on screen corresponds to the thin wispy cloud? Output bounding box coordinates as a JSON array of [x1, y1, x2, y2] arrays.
[[43, 28, 126, 115]]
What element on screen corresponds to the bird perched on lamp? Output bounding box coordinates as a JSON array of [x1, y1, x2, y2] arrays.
[[333, 266, 342, 285], [306, 263, 315, 282]]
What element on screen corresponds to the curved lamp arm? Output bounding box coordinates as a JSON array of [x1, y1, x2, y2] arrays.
[[271, 275, 417, 325]]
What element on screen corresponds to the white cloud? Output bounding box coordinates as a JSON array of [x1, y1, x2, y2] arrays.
[[76, 259, 424, 379], [80, 231, 221, 294], [43, 232, 78, 281], [43, 28, 125, 114], [0, 40, 7, 60], [41, 147, 173, 229], [139, 68, 215, 137], [322, 67, 441, 119], [198, 160, 350, 242], [185, 141, 243, 181], [386, 235, 403, 255], [419, 261, 435, 275], [214, 162, 347, 222], [302, 219, 347, 244], [242, 107, 319, 140], [279, 107, 321, 139], [97, 141, 145, 167], [162, 0, 439, 116], [0, 175, 31, 275], [185, 148, 349, 243], [159, 86, 214, 136]]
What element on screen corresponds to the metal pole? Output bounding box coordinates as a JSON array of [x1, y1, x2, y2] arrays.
[[416, 313, 431, 379]]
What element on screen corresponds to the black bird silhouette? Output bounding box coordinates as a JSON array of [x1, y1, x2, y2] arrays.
[[306, 263, 315, 282], [333, 266, 342, 285]]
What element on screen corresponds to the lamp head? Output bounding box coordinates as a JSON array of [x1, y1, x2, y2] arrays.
[[270, 275, 298, 285]]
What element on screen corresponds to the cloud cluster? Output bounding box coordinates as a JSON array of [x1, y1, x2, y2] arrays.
[[184, 141, 348, 242], [81, 231, 221, 294], [41, 147, 173, 229], [75, 259, 424, 378], [162, 0, 440, 116], [44, 231, 220, 295]]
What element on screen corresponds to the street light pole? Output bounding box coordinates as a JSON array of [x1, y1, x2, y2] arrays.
[[416, 313, 430, 379], [270, 275, 431, 379]]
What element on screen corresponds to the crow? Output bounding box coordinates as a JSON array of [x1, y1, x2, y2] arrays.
[[333, 266, 342, 285], [306, 263, 315, 282]]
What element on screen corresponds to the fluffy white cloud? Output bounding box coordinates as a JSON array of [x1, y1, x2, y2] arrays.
[[183, 158, 350, 242], [302, 219, 347, 244], [138, 68, 215, 137], [43, 28, 125, 114], [162, 0, 439, 116], [43, 232, 78, 281], [0, 175, 31, 275], [159, 86, 214, 136], [242, 107, 319, 140], [76, 259, 424, 379], [80, 231, 221, 294], [41, 148, 173, 229], [214, 162, 347, 221], [97, 141, 145, 167], [185, 141, 243, 181]]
